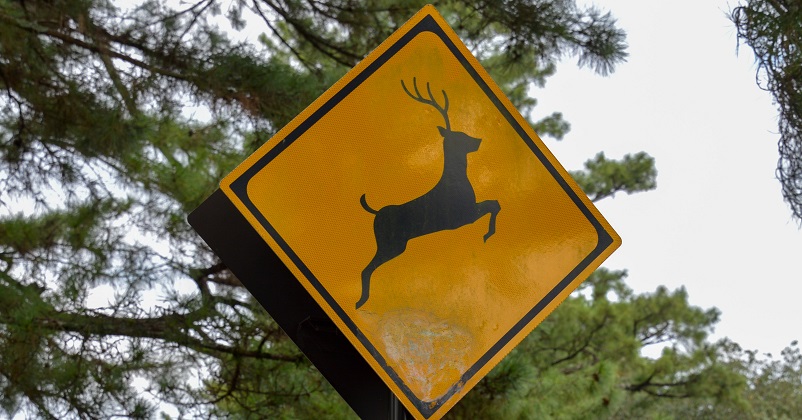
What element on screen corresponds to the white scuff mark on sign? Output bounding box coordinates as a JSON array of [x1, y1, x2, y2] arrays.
[[378, 309, 473, 401]]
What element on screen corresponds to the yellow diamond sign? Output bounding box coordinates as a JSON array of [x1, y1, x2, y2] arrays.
[[220, 5, 621, 419]]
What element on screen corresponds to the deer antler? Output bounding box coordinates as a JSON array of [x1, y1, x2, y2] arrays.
[[401, 77, 450, 131]]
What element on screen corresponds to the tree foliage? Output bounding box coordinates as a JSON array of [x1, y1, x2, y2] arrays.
[[570, 152, 656, 202], [448, 269, 743, 419], [0, 0, 794, 418], [732, 0, 802, 222]]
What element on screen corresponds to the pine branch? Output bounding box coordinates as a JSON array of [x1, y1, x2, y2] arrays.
[[0, 13, 192, 82], [625, 372, 696, 398], [550, 313, 609, 367], [255, 0, 364, 66], [0, 276, 298, 364], [251, 1, 318, 74], [38, 310, 302, 362]]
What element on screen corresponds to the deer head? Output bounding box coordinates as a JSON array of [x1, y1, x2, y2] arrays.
[[402, 78, 481, 153]]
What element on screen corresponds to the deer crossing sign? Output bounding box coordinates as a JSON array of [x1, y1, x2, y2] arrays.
[[220, 6, 621, 420]]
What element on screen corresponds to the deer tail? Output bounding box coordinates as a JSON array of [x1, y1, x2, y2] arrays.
[[360, 194, 378, 214]]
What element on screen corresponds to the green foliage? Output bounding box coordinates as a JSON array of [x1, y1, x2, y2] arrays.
[[611, 339, 802, 420], [742, 341, 802, 419], [210, 329, 356, 419], [570, 151, 657, 202], [731, 0, 802, 222], [450, 269, 747, 419]]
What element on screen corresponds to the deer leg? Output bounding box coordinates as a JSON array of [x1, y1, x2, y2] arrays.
[[356, 258, 379, 310], [474, 200, 501, 242], [356, 241, 407, 309]]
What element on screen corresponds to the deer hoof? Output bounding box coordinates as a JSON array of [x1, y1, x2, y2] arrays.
[[355, 296, 367, 309]]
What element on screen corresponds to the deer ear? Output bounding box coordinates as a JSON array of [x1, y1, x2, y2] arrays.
[[438, 126, 448, 136]]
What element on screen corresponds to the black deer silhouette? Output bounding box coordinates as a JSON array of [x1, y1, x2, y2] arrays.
[[355, 78, 501, 309]]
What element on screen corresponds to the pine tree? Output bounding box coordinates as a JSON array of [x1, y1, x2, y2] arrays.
[[731, 0, 802, 222]]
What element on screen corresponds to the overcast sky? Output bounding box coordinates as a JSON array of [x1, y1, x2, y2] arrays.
[[536, 0, 802, 356]]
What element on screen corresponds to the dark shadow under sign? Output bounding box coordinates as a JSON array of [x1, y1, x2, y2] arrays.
[[188, 189, 410, 419]]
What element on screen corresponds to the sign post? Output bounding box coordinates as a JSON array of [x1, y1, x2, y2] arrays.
[[190, 5, 620, 419]]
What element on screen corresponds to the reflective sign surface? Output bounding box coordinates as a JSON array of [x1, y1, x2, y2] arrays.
[[221, 6, 621, 419]]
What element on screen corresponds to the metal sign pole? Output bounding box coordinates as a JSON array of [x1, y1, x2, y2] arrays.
[[390, 392, 408, 420]]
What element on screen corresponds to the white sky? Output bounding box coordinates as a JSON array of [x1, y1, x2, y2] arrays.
[[537, 0, 802, 356]]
